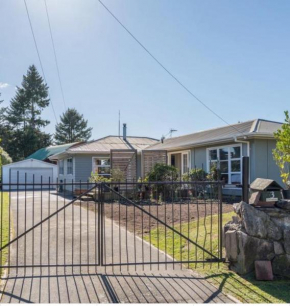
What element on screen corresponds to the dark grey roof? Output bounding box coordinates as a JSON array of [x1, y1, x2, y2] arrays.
[[146, 119, 282, 151]]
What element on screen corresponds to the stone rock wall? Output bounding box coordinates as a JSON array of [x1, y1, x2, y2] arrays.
[[224, 201, 290, 277]]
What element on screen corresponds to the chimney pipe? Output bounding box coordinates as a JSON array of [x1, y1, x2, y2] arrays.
[[123, 123, 127, 140]]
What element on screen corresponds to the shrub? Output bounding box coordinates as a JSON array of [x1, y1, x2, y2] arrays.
[[110, 168, 125, 183], [273, 111, 290, 189], [146, 163, 179, 182], [182, 168, 207, 181], [89, 172, 111, 183]]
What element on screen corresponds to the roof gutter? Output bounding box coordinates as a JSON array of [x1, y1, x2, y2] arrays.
[[234, 136, 250, 157]]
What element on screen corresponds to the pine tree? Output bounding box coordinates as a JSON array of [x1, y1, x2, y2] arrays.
[[55, 108, 92, 144], [5, 65, 52, 161]]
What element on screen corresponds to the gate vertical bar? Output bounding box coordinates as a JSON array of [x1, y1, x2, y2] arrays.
[[218, 182, 223, 262], [99, 183, 104, 266], [242, 156, 250, 203]]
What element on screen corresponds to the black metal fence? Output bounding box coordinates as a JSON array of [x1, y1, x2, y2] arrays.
[[0, 178, 225, 276]]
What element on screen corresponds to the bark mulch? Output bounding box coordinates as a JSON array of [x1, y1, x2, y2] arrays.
[[76, 199, 234, 235]]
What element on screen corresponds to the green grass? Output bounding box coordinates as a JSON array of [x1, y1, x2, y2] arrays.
[[0, 192, 9, 276], [144, 211, 290, 303]]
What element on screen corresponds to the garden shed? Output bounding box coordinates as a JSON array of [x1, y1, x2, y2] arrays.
[[2, 158, 58, 190]]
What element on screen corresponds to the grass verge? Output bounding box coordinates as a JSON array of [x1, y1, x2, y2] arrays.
[[144, 211, 290, 303], [0, 192, 9, 276]]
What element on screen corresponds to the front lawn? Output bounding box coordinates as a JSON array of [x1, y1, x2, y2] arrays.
[[144, 211, 290, 303], [0, 192, 9, 276]]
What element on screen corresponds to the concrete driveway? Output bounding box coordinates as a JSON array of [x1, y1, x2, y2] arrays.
[[0, 190, 235, 303]]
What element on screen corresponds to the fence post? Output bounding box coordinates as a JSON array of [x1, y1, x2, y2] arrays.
[[242, 156, 249, 203]]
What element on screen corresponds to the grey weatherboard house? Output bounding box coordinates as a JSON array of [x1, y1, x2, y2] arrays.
[[144, 119, 283, 196], [49, 129, 158, 190]]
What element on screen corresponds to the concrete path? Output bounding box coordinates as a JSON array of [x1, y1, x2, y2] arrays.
[[0, 191, 235, 303]]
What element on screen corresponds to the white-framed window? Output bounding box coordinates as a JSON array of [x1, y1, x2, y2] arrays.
[[59, 160, 64, 175], [207, 145, 242, 184], [93, 157, 111, 177], [67, 158, 73, 175]]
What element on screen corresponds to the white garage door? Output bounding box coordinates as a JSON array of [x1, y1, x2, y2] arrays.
[[10, 168, 54, 189]]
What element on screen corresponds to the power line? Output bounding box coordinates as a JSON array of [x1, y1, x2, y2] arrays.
[[23, 0, 58, 123], [43, 0, 67, 111], [97, 0, 246, 136]]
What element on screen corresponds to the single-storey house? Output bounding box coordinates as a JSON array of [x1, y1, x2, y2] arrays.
[[49, 125, 158, 189], [144, 119, 283, 196], [26, 142, 81, 163]]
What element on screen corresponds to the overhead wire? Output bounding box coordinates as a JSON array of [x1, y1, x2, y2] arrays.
[[97, 0, 246, 136], [43, 0, 67, 111], [23, 0, 58, 123]]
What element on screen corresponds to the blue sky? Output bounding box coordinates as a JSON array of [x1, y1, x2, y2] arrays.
[[0, 0, 289, 140]]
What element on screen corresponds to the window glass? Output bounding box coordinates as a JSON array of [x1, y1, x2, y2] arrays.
[[93, 158, 111, 177], [59, 160, 64, 175], [95, 159, 110, 166], [97, 167, 111, 175], [230, 147, 241, 159], [67, 158, 73, 175], [209, 149, 217, 161], [210, 161, 217, 170], [231, 173, 241, 184], [231, 160, 241, 172], [220, 173, 229, 184], [220, 161, 228, 173], [219, 148, 229, 160]]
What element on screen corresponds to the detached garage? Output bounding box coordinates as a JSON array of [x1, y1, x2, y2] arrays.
[[2, 159, 58, 190]]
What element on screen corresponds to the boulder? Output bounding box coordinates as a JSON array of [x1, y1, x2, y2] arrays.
[[233, 202, 243, 216], [239, 202, 282, 240], [276, 200, 290, 211], [225, 230, 238, 262], [229, 230, 275, 275], [272, 254, 290, 278], [283, 228, 290, 254], [274, 241, 284, 255]]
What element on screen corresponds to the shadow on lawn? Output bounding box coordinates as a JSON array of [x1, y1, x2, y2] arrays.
[[205, 270, 290, 303]]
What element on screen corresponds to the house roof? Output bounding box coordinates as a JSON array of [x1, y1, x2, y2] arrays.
[[49, 136, 159, 159], [145, 119, 282, 151], [26, 143, 80, 160]]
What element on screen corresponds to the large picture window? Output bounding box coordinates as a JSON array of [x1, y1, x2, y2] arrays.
[[207, 145, 242, 184], [93, 157, 111, 177]]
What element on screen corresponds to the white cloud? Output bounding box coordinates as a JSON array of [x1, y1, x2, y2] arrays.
[[0, 82, 9, 89]]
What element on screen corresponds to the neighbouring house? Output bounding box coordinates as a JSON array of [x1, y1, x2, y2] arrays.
[[26, 142, 81, 163], [2, 159, 58, 190], [144, 119, 283, 197], [49, 124, 159, 190], [1, 143, 81, 189]]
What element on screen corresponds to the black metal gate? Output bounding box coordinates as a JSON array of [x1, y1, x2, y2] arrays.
[[98, 181, 224, 269], [0, 178, 224, 276]]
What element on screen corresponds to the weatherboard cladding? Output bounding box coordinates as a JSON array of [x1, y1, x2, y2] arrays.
[[145, 119, 282, 151]]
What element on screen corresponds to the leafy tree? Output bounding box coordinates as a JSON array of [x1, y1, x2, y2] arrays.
[[55, 108, 92, 144], [0, 139, 12, 181], [273, 111, 290, 189], [5, 65, 52, 161]]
